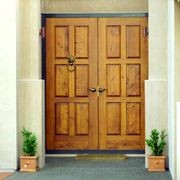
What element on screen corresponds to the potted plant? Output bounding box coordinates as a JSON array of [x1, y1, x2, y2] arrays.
[[146, 129, 167, 172], [20, 127, 39, 172]]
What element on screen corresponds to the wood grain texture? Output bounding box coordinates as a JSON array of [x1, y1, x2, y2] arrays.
[[56, 103, 69, 135], [46, 17, 147, 150], [107, 26, 121, 58], [46, 18, 55, 149], [98, 17, 147, 150], [126, 103, 140, 135], [55, 26, 69, 58], [107, 103, 121, 135], [107, 65, 121, 96], [127, 25, 140, 58], [56, 65, 69, 96], [46, 18, 98, 150], [126, 64, 140, 96], [75, 65, 88, 96], [76, 103, 89, 135], [75, 26, 88, 58]]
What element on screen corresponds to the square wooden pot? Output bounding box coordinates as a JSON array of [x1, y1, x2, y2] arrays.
[[148, 155, 166, 172], [20, 155, 39, 172]]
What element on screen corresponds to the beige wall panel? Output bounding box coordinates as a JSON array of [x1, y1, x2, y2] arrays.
[[145, 80, 168, 167], [42, 0, 148, 13], [18, 0, 41, 79], [18, 80, 45, 168], [148, 0, 168, 79]]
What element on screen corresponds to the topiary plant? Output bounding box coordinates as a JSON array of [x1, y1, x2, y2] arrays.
[[21, 127, 37, 156], [146, 129, 167, 156]]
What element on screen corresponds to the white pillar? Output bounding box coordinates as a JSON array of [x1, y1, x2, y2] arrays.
[[168, 0, 175, 179], [176, 103, 180, 180], [17, 0, 45, 168], [0, 0, 17, 171], [146, 0, 168, 167]]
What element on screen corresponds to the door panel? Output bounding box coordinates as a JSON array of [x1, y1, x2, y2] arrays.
[[46, 18, 98, 150], [98, 18, 148, 150], [46, 17, 148, 150]]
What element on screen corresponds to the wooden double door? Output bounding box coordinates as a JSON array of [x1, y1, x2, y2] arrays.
[[46, 17, 148, 150]]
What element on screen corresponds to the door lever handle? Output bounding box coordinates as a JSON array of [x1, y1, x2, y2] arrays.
[[98, 88, 106, 93], [89, 88, 96, 93]]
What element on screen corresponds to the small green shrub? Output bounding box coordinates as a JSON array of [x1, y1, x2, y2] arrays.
[[146, 129, 167, 156], [21, 127, 37, 156]]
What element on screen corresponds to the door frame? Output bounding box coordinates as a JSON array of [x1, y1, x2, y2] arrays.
[[42, 13, 148, 153]]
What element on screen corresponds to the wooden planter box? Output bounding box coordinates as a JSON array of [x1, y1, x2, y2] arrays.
[[20, 155, 39, 172], [148, 155, 166, 172]]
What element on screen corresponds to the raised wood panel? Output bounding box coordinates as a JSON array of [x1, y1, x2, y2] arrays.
[[107, 65, 121, 96], [75, 26, 88, 58], [56, 103, 69, 135], [55, 65, 69, 96], [107, 26, 121, 58], [126, 25, 140, 58], [76, 103, 89, 135], [55, 136, 89, 150], [107, 103, 121, 135], [126, 103, 140, 135], [126, 64, 140, 96], [55, 26, 69, 58], [75, 65, 88, 97], [107, 136, 142, 150]]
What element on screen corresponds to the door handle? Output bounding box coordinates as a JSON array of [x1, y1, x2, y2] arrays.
[[89, 88, 96, 93], [98, 88, 106, 93]]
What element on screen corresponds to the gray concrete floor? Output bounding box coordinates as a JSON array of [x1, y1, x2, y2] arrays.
[[7, 157, 172, 180]]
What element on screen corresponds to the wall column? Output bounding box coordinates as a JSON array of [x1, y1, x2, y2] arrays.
[[145, 0, 168, 167], [0, 0, 17, 171], [17, 0, 45, 168], [174, 2, 180, 179]]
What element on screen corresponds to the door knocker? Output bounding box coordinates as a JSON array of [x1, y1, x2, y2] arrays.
[[67, 55, 76, 72]]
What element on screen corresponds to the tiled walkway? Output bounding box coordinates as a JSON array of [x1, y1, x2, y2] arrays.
[[7, 157, 172, 180]]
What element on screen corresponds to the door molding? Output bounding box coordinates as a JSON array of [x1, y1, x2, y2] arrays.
[[42, 13, 148, 19]]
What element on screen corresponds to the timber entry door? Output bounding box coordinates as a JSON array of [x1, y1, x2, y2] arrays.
[[98, 18, 147, 150], [46, 18, 98, 150], [46, 17, 148, 150]]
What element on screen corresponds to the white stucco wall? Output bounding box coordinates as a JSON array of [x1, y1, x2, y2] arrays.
[[168, 2, 180, 179], [168, 0, 175, 179], [176, 103, 180, 180], [0, 0, 17, 171], [174, 2, 180, 180]]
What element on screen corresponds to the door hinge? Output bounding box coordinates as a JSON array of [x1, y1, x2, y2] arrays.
[[144, 27, 149, 37], [39, 27, 45, 38]]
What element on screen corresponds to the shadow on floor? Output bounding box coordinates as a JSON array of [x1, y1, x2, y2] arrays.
[[7, 157, 172, 180]]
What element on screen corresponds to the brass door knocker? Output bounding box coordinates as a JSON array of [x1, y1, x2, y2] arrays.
[[67, 55, 76, 72]]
